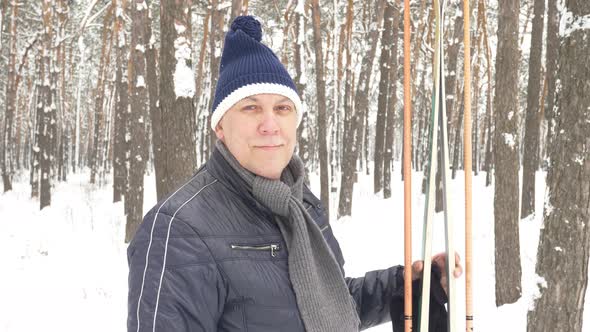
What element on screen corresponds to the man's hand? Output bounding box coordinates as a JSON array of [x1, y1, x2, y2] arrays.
[[411, 252, 463, 294]]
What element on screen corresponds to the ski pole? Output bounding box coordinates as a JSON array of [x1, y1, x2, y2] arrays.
[[403, 0, 413, 331], [463, 0, 473, 329]]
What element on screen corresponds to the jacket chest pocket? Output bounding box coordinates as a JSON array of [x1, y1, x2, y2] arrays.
[[230, 243, 281, 257]]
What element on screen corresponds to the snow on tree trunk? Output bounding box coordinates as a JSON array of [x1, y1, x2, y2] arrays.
[[527, 2, 590, 330], [493, 0, 522, 306]]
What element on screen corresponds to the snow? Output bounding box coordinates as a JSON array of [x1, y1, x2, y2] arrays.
[[136, 0, 147, 12], [2, 168, 590, 331], [559, 11, 590, 38], [136, 75, 145, 88], [0, 173, 132, 331], [118, 30, 126, 48], [174, 22, 186, 34], [149, 33, 156, 48], [173, 36, 195, 99], [135, 44, 145, 53], [502, 133, 516, 148]]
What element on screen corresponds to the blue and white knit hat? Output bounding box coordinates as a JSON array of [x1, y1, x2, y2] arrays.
[[210, 15, 304, 130]]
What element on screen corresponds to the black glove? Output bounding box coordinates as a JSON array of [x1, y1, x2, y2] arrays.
[[390, 264, 448, 332]]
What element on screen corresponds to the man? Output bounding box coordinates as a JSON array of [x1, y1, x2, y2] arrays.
[[127, 15, 461, 332]]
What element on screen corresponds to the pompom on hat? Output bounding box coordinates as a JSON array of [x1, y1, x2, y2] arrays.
[[210, 15, 304, 130]]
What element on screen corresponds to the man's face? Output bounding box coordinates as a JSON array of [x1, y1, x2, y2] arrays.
[[215, 93, 298, 179]]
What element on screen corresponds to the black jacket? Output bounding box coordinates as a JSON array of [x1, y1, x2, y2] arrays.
[[127, 149, 405, 331]]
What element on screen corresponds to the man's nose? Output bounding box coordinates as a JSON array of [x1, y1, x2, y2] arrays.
[[259, 110, 280, 135]]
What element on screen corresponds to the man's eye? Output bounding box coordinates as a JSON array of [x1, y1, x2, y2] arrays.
[[242, 105, 258, 111], [276, 105, 293, 112]]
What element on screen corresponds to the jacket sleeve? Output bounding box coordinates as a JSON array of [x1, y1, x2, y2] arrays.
[[127, 210, 227, 332], [345, 265, 405, 330]]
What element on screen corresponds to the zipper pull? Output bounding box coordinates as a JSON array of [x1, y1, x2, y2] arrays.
[[270, 244, 280, 257]]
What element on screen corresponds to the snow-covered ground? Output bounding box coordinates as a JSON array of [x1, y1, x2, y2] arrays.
[[0, 167, 585, 331]]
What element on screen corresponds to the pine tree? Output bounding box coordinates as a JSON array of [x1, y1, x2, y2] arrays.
[[493, 0, 522, 306], [527, 1, 590, 330]]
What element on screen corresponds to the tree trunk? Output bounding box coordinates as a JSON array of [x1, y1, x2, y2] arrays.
[[207, 0, 224, 159], [480, 0, 493, 187], [113, 0, 129, 203], [156, 0, 197, 200], [31, 48, 43, 199], [90, 4, 114, 184], [374, 1, 395, 194], [527, 3, 590, 329], [293, 1, 309, 181], [125, 0, 149, 243], [2, 0, 18, 192], [493, 0, 522, 306], [0, 0, 6, 51], [521, 0, 545, 219], [194, 12, 210, 122], [543, 0, 559, 160], [39, 0, 55, 209], [145, 3, 160, 198], [383, 5, 400, 199], [444, 3, 464, 152], [231, 0, 243, 21], [451, 84, 464, 180], [310, 0, 330, 215]]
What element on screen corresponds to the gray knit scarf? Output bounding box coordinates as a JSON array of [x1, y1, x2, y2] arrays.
[[216, 141, 360, 332]]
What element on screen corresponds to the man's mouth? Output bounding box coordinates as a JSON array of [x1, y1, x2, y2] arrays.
[[255, 144, 283, 150]]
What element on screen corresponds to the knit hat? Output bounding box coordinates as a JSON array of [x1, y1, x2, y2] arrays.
[[210, 15, 304, 130]]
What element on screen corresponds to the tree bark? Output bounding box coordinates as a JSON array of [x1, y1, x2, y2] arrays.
[[2, 0, 18, 192], [125, 0, 149, 243], [521, 0, 545, 219], [383, 5, 400, 200], [527, 2, 590, 329], [156, 0, 197, 200], [293, 1, 309, 182], [543, 0, 559, 159], [113, 0, 129, 203], [493, 0, 522, 306], [39, 0, 55, 209], [444, 3, 464, 149], [480, 0, 493, 187], [31, 47, 43, 199], [310, 0, 330, 216], [207, 0, 224, 159], [145, 3, 160, 199], [90, 4, 114, 184], [374, 1, 395, 194]]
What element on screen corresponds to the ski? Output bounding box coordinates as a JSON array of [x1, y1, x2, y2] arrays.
[[419, 0, 457, 331]]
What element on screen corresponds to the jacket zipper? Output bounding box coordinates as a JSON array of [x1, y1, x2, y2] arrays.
[[230, 244, 281, 257]]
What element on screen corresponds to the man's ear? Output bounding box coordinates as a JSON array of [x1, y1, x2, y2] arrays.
[[214, 123, 225, 141]]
